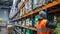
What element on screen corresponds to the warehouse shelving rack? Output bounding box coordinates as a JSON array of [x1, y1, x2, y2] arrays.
[[15, 28, 21, 34], [11, 0, 29, 19], [13, 0, 60, 20], [10, 0, 60, 34], [15, 24, 37, 31]]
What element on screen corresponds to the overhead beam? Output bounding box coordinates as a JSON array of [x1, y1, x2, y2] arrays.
[[49, 8, 60, 13]]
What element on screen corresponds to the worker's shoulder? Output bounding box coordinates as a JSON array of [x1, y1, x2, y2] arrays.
[[41, 19, 47, 24], [42, 19, 47, 22]]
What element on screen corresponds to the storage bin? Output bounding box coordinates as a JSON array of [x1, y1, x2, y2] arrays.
[[26, 29, 31, 34]]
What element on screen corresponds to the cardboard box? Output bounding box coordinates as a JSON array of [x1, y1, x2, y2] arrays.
[[18, 2, 23, 10], [33, 0, 50, 9], [25, 0, 32, 13], [18, 21, 22, 25], [20, 9, 23, 17], [21, 0, 25, 2], [22, 20, 26, 26], [8, 27, 13, 34], [26, 18, 30, 26]]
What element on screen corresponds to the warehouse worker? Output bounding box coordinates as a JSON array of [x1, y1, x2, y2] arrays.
[[36, 11, 56, 34]]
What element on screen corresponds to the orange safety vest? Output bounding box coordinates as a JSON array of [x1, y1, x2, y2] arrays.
[[36, 19, 49, 34]]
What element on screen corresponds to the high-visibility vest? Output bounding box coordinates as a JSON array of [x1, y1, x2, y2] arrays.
[[36, 19, 49, 34]]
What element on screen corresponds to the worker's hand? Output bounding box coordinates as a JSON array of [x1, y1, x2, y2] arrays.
[[49, 29, 54, 32]]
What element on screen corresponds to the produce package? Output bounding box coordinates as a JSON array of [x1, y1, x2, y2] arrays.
[[35, 15, 39, 27], [26, 29, 31, 34]]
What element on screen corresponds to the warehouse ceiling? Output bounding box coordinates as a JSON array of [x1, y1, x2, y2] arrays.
[[0, 0, 13, 8]]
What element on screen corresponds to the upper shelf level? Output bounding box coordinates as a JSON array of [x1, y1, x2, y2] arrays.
[[21, 1, 60, 18], [12, 0, 60, 21]]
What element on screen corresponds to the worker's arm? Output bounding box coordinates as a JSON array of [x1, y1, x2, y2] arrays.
[[46, 21, 57, 29]]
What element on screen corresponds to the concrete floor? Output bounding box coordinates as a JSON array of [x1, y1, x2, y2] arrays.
[[0, 28, 8, 34]]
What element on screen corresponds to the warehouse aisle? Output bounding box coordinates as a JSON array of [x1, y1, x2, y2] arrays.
[[0, 28, 8, 34]]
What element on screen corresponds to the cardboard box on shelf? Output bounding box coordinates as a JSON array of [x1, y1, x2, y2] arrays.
[[18, 21, 22, 25], [23, 29, 26, 34], [29, 19, 32, 27], [25, 0, 32, 13], [26, 18, 30, 27], [17, 27, 22, 34], [18, 2, 23, 10], [23, 7, 25, 15], [33, 0, 55, 9], [20, 9, 23, 17], [8, 27, 13, 34], [15, 22, 17, 25], [33, 0, 44, 9], [28, 0, 32, 11], [26, 18, 32, 27], [21, 0, 25, 2], [19, 29, 21, 32], [25, 2, 29, 13], [20, 7, 25, 17], [22, 20, 26, 26]]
